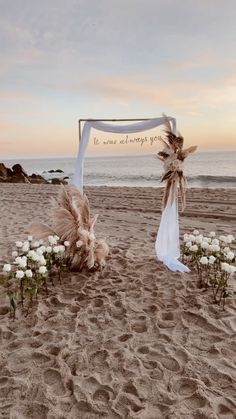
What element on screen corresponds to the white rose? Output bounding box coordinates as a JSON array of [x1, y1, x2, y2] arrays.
[[183, 234, 189, 242], [223, 247, 230, 253], [38, 266, 47, 275], [193, 229, 199, 236], [39, 239, 44, 245], [190, 245, 198, 252], [27, 250, 35, 258], [221, 262, 229, 272], [225, 235, 234, 244], [219, 235, 226, 242], [15, 241, 23, 248], [48, 235, 56, 245], [28, 235, 33, 241], [12, 251, 18, 257], [22, 244, 29, 253], [195, 235, 203, 244], [32, 241, 40, 248], [213, 245, 220, 252], [46, 246, 52, 253], [226, 251, 234, 261], [58, 245, 65, 253], [201, 242, 209, 250], [19, 259, 27, 268], [76, 240, 83, 248], [209, 256, 216, 264], [16, 270, 25, 279], [40, 246, 46, 253], [3, 264, 11, 272], [200, 257, 208, 265], [25, 269, 33, 278], [32, 253, 40, 262], [36, 248, 44, 256], [188, 234, 195, 242], [53, 246, 60, 254], [64, 241, 70, 247], [185, 241, 192, 248], [209, 231, 216, 238], [39, 256, 46, 266], [212, 239, 219, 246]]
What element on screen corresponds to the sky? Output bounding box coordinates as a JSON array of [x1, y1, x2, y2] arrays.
[[0, 0, 236, 158]]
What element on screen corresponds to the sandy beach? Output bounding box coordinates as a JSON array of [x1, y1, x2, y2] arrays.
[[0, 184, 236, 419]]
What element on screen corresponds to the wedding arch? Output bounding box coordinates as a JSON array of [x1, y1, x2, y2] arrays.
[[73, 116, 189, 273]]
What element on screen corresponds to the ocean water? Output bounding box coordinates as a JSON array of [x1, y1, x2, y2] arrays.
[[2, 151, 236, 189]]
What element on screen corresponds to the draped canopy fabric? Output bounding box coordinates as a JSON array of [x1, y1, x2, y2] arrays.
[[73, 117, 176, 191], [73, 117, 189, 273]]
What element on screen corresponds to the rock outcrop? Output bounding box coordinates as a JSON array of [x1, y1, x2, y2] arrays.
[[0, 163, 68, 185]]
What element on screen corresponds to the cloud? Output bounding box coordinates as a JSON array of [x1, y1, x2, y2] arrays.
[[80, 74, 236, 114]]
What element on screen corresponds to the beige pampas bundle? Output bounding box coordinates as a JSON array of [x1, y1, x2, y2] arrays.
[[29, 185, 109, 271], [157, 113, 197, 211]]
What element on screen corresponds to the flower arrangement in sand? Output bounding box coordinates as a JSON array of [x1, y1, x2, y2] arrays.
[[2, 186, 109, 318], [29, 185, 109, 271], [157, 114, 197, 211], [181, 230, 235, 308], [2, 235, 65, 317]]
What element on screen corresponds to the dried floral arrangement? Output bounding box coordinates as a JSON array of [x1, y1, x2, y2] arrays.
[[1, 186, 109, 318], [181, 229, 235, 308], [157, 114, 197, 210], [30, 185, 109, 271]]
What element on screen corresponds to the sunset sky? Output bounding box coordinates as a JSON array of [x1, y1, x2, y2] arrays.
[[0, 0, 236, 159]]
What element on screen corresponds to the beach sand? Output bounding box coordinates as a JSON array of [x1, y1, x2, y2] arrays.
[[0, 184, 236, 419]]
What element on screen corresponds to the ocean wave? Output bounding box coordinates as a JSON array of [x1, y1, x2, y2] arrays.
[[83, 173, 236, 184], [43, 170, 236, 188]]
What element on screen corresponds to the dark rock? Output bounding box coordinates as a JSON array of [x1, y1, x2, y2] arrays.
[[51, 178, 68, 185], [48, 169, 64, 173], [8, 174, 30, 183], [12, 164, 28, 177], [29, 174, 49, 184], [0, 163, 8, 178], [6, 168, 13, 177]]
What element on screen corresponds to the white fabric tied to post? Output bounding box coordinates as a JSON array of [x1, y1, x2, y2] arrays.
[[73, 117, 189, 273], [155, 188, 190, 273]]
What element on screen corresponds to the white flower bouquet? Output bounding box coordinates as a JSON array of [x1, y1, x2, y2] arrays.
[[181, 230, 235, 308]]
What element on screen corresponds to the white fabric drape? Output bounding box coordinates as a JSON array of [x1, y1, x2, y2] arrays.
[[155, 190, 190, 272], [73, 117, 176, 191], [73, 117, 189, 273]]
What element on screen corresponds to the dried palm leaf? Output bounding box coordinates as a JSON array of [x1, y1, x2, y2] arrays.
[[163, 178, 173, 209], [28, 222, 56, 239]]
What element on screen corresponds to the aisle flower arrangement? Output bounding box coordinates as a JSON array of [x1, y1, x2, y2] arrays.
[[2, 186, 109, 319], [181, 230, 235, 308]]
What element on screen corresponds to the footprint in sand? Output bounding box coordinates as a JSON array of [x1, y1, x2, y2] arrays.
[[172, 377, 198, 396], [93, 388, 110, 405], [183, 392, 207, 409], [131, 316, 148, 333], [31, 352, 51, 364], [158, 355, 181, 372], [218, 403, 236, 418], [43, 368, 65, 396], [118, 333, 132, 342]]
